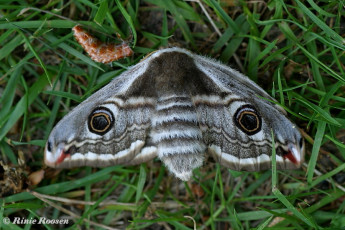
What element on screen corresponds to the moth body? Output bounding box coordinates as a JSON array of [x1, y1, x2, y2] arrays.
[[45, 48, 304, 181]]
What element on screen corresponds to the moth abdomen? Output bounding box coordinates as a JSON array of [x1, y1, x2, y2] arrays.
[[151, 95, 205, 181]]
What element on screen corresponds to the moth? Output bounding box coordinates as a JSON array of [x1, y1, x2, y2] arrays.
[[72, 25, 133, 63], [45, 47, 305, 181]]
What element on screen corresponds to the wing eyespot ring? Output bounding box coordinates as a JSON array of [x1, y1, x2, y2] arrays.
[[88, 107, 114, 135], [234, 104, 262, 135]]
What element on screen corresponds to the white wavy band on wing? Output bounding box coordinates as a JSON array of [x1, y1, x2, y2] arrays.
[[63, 140, 145, 166], [209, 144, 290, 171], [64, 123, 150, 150], [129, 146, 158, 165]]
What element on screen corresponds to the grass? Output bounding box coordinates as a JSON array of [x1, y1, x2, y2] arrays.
[[0, 0, 345, 229]]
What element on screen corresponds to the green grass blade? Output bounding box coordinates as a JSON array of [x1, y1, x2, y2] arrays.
[[135, 165, 147, 203], [295, 0, 344, 43], [18, 30, 52, 86], [0, 67, 22, 122], [94, 0, 109, 25], [0, 33, 23, 61], [0, 73, 48, 141], [311, 163, 345, 188], [271, 188, 316, 228], [294, 95, 341, 126], [307, 121, 326, 183], [115, 0, 137, 46], [43, 91, 83, 103]]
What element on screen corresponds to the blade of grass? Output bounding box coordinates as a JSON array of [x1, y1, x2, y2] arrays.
[[18, 30, 52, 86], [293, 95, 340, 126], [94, 0, 109, 25], [271, 131, 316, 228], [0, 73, 49, 141], [73, 175, 124, 229], [279, 21, 345, 83], [295, 0, 344, 44], [307, 121, 326, 184], [19, 76, 29, 141], [43, 91, 83, 103], [310, 163, 345, 188], [114, 0, 137, 46], [0, 33, 23, 61], [0, 141, 17, 164], [44, 63, 68, 139], [146, 0, 195, 47], [137, 166, 164, 217], [1, 166, 122, 203], [44, 33, 103, 71], [325, 134, 345, 149], [205, 0, 240, 33], [276, 65, 285, 106], [248, 39, 278, 71], [305, 189, 345, 213], [0, 67, 22, 122], [135, 165, 147, 203]]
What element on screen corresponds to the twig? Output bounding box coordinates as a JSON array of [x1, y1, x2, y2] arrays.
[[184, 216, 197, 230], [191, 0, 222, 36], [30, 190, 121, 230], [29, 191, 189, 209]]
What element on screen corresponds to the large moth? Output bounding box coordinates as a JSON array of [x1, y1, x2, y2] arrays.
[[45, 47, 304, 181]]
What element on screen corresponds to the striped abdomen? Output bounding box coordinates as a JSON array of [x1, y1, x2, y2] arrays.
[[151, 95, 205, 181]]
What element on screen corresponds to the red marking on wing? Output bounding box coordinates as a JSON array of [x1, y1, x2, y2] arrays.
[[56, 150, 70, 164], [72, 25, 133, 63], [284, 150, 298, 165]]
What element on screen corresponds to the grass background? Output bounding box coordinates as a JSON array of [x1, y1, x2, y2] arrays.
[[0, 0, 345, 229]]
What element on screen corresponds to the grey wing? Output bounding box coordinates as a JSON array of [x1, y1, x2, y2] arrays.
[[191, 55, 304, 171], [44, 61, 158, 168]]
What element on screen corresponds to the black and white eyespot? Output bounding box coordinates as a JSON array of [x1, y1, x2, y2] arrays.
[[234, 104, 262, 135], [88, 107, 114, 135]]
